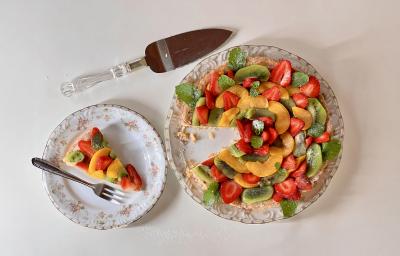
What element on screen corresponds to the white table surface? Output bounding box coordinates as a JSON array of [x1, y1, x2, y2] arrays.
[[1, 0, 399, 255]]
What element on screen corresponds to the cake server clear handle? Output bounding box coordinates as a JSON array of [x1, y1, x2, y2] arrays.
[[60, 57, 147, 97]]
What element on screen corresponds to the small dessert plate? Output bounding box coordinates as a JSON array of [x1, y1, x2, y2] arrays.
[[42, 104, 166, 229]]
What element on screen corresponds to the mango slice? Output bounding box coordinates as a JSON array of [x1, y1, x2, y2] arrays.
[[88, 147, 111, 174], [218, 107, 240, 127], [245, 154, 283, 177], [106, 158, 125, 178], [296, 155, 306, 168], [259, 82, 289, 99], [292, 106, 313, 130], [90, 170, 105, 179], [287, 86, 301, 95], [268, 101, 290, 134], [215, 85, 249, 108], [233, 174, 259, 188], [218, 149, 248, 173], [280, 132, 294, 157], [269, 146, 284, 156], [237, 95, 268, 110]]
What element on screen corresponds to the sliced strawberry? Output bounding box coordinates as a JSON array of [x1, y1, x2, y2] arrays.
[[290, 161, 307, 178], [274, 178, 297, 197], [290, 118, 305, 137], [292, 93, 308, 108], [242, 77, 258, 88], [95, 155, 113, 171], [270, 60, 292, 87], [242, 173, 260, 184], [253, 144, 269, 156], [262, 86, 281, 101], [258, 116, 274, 127], [222, 91, 240, 111], [314, 131, 330, 143], [204, 90, 215, 109], [261, 131, 269, 142], [220, 180, 243, 204], [267, 127, 278, 145], [126, 164, 143, 191], [300, 76, 320, 97], [282, 154, 297, 172], [76, 161, 89, 172], [78, 140, 96, 158], [289, 189, 301, 201], [91, 127, 102, 139], [305, 136, 313, 148], [272, 192, 283, 202], [295, 175, 312, 191], [243, 122, 253, 143], [209, 71, 221, 96], [201, 158, 215, 167], [211, 165, 228, 182], [225, 69, 234, 79], [235, 139, 253, 154], [195, 105, 209, 125], [120, 176, 132, 190]]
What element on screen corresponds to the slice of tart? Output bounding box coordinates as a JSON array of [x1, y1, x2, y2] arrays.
[[63, 127, 142, 191]]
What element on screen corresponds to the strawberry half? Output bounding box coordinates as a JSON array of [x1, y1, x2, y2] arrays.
[[204, 90, 215, 109], [300, 76, 320, 97], [292, 93, 308, 108], [314, 131, 330, 143], [195, 105, 209, 125], [282, 154, 297, 172], [242, 77, 258, 88], [222, 91, 240, 111], [267, 127, 278, 145], [235, 139, 253, 154], [290, 118, 305, 137], [262, 86, 281, 101], [270, 60, 292, 87], [253, 144, 269, 156]]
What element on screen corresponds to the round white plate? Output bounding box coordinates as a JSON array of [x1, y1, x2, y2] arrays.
[[42, 104, 167, 229]]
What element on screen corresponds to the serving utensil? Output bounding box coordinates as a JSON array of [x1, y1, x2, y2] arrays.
[[61, 28, 232, 97]]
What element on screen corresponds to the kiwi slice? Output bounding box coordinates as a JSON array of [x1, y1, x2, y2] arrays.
[[65, 150, 84, 164]]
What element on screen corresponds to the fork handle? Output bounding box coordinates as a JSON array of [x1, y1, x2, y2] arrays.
[[32, 158, 94, 188]]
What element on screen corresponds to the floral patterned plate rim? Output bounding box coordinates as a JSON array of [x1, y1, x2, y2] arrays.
[[42, 104, 167, 229], [165, 45, 344, 223]]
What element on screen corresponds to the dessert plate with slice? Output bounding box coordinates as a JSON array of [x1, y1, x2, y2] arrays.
[[165, 45, 344, 223], [42, 104, 166, 229]]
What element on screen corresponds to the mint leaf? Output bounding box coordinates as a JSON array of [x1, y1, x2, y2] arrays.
[[218, 75, 235, 91], [274, 162, 281, 170], [252, 120, 264, 135], [203, 182, 220, 206], [280, 199, 297, 218], [175, 83, 202, 109], [228, 47, 247, 71], [292, 72, 309, 87], [251, 81, 260, 88], [322, 139, 341, 161]]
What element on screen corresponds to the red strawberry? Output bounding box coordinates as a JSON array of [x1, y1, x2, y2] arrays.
[[290, 161, 307, 178], [204, 90, 215, 109], [225, 69, 234, 79], [272, 192, 283, 202], [274, 178, 297, 197], [95, 156, 113, 171], [242, 173, 260, 184], [305, 136, 313, 148], [295, 175, 312, 191], [222, 91, 240, 111], [209, 71, 221, 96], [243, 122, 253, 143], [201, 158, 215, 167], [290, 118, 305, 137], [258, 116, 274, 127], [300, 76, 320, 97], [270, 60, 292, 87], [267, 127, 278, 145], [262, 86, 281, 101], [210, 165, 228, 182], [261, 131, 269, 142], [314, 132, 330, 143], [195, 105, 209, 125], [220, 181, 243, 204], [235, 139, 253, 154], [282, 154, 297, 172], [242, 77, 258, 88], [292, 93, 308, 108], [289, 189, 301, 201], [254, 145, 269, 156]]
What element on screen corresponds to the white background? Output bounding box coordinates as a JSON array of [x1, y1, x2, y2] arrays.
[[1, 0, 399, 255]]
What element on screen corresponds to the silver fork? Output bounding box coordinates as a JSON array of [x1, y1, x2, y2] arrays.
[[32, 157, 128, 205]]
